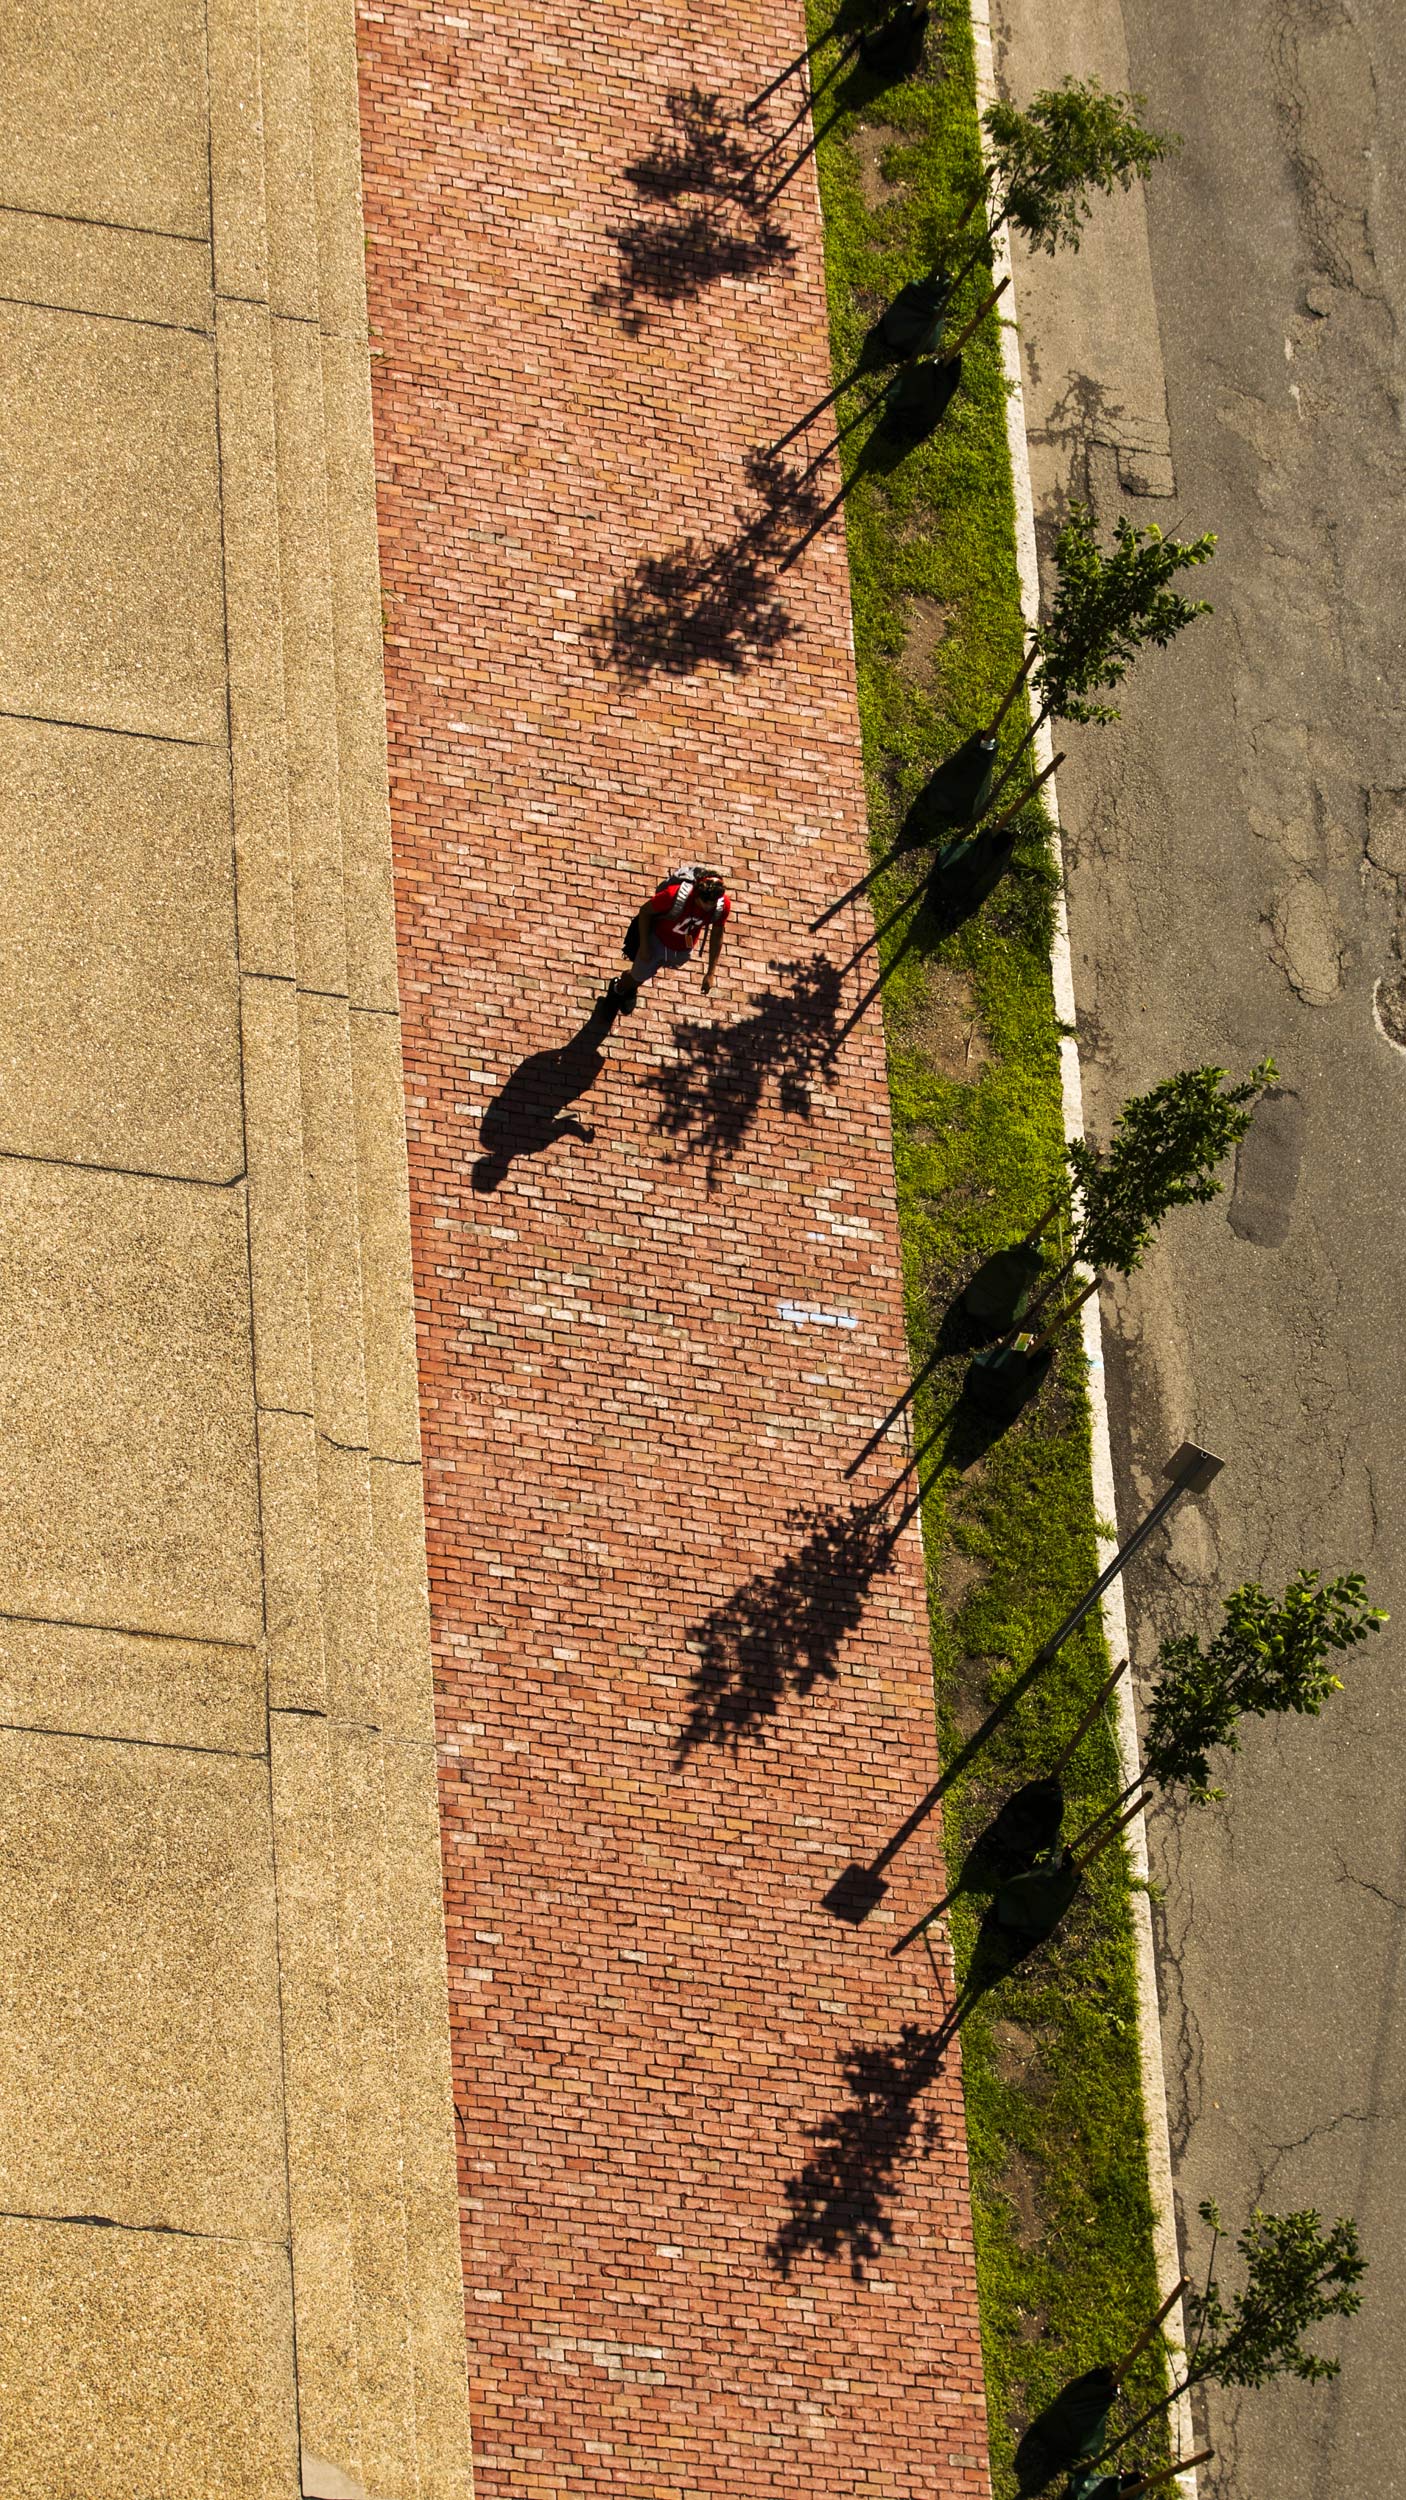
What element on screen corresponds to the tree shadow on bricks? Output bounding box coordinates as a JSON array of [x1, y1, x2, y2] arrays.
[[647, 952, 843, 1188], [597, 88, 796, 332], [594, 449, 825, 681], [769, 1918, 1041, 2279], [844, 1289, 997, 1480], [471, 1013, 609, 1193], [768, 2022, 951, 2281], [677, 1499, 901, 1760]]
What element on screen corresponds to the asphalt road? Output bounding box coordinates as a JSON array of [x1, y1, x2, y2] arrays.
[[990, 0, 1406, 2490]]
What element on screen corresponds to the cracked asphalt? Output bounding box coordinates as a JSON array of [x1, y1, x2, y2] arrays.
[[991, 0, 1406, 2489]]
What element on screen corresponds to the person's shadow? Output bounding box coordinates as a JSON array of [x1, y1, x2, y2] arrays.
[[472, 1014, 609, 1193]]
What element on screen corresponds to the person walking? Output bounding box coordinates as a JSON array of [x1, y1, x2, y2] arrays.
[[598, 864, 732, 1022]]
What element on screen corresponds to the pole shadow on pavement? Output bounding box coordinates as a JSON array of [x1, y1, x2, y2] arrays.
[[886, 1781, 1067, 1956], [811, 731, 1001, 932], [820, 771, 1051, 1065], [750, 10, 934, 217], [742, 0, 923, 122], [823, 1444, 1224, 1920], [844, 1271, 1006, 1480]]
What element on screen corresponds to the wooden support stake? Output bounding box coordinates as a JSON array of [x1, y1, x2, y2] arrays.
[[977, 746, 1063, 841], [943, 272, 1009, 361], [1122, 2449, 1215, 2497], [1112, 2276, 1190, 2384]]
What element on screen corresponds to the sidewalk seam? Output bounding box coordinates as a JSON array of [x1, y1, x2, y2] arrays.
[[967, 2, 1198, 2486]]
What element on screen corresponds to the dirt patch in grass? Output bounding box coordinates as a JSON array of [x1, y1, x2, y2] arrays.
[[896, 960, 990, 1080], [952, 1672, 1004, 1742], [1001, 2145, 1045, 2252], [901, 591, 957, 681], [941, 1545, 985, 1609], [852, 122, 910, 210], [989, 2018, 1042, 2090]]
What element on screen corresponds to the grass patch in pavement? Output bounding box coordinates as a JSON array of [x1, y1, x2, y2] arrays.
[[798, 1, 1175, 2485]]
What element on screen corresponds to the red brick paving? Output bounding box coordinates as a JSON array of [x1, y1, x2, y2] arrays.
[[356, 5, 990, 2493]]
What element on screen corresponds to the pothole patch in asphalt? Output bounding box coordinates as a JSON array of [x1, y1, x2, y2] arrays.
[[1229, 1085, 1303, 1247], [1259, 876, 1343, 1006]]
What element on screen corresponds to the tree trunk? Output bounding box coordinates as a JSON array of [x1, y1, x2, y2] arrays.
[[1064, 1768, 1148, 1855], [1022, 1271, 1099, 1359], [977, 747, 1063, 841], [1009, 1250, 1079, 1335], [1122, 2453, 1214, 2499], [1071, 1789, 1149, 1872], [939, 228, 993, 306], [1108, 2383, 1191, 2457], [943, 273, 1009, 362], [955, 169, 993, 230], [984, 634, 1040, 739], [983, 708, 1046, 813], [1018, 1191, 1067, 1251]]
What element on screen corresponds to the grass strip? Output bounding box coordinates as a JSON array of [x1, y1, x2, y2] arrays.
[[796, 3, 1175, 2486]]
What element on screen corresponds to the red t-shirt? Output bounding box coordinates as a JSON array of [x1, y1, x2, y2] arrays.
[[648, 880, 732, 957]]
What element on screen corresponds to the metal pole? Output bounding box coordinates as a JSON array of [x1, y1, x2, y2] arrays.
[[823, 1442, 1223, 1922], [1029, 1442, 1224, 1672]]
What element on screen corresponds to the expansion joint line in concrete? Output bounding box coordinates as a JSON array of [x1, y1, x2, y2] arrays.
[[0, 703, 212, 748]]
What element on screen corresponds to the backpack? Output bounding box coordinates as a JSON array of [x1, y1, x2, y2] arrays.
[[622, 867, 725, 958]]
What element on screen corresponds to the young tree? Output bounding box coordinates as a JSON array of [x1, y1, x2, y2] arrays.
[[1143, 1570, 1385, 1797], [983, 504, 1216, 803], [900, 1567, 1383, 1961], [1042, 504, 1215, 721], [1109, 2201, 1366, 2454], [1064, 1569, 1385, 1864], [1016, 2281, 1190, 2481], [982, 77, 1176, 257], [1037, 2208, 1362, 2485], [1011, 1059, 1276, 1354]]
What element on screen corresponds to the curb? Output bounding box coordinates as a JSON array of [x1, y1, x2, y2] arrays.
[[966, 4, 1198, 2485]]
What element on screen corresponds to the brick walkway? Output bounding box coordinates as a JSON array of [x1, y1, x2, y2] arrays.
[[356, 6, 989, 2494]]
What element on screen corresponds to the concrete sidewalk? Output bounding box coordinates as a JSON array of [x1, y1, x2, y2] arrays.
[[0, 3, 469, 2492], [358, 4, 990, 2496]]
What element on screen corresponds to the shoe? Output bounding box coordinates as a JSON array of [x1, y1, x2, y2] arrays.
[[616, 978, 637, 1015]]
